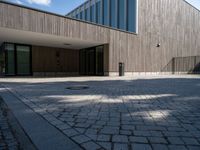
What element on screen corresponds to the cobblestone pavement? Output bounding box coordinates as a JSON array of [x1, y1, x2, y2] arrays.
[[0, 105, 19, 150], [0, 75, 200, 150]]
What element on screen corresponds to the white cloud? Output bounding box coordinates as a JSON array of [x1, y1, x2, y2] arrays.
[[16, 0, 23, 4], [27, 0, 51, 6]]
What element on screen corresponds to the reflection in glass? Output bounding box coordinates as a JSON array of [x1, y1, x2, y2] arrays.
[[103, 0, 109, 26], [0, 46, 5, 75], [110, 0, 117, 28], [5, 43, 15, 75], [16, 45, 31, 75], [80, 11, 83, 20], [119, 0, 126, 30], [128, 0, 136, 32], [85, 8, 90, 21], [68, 0, 137, 33], [96, 1, 101, 24], [90, 5, 95, 22]]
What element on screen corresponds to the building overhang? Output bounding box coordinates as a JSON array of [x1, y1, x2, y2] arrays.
[[0, 1, 110, 50], [0, 27, 104, 49]]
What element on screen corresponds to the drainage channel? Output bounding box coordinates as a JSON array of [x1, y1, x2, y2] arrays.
[[66, 85, 89, 90]]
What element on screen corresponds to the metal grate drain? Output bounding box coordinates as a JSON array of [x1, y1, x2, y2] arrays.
[[66, 85, 89, 90]]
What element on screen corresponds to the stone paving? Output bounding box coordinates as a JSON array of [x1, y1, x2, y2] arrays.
[[0, 102, 19, 150], [0, 75, 200, 150]]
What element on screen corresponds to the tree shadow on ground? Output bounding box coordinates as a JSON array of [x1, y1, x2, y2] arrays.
[[0, 77, 200, 140]]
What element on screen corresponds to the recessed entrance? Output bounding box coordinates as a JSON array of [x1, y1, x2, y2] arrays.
[[79, 46, 104, 76]]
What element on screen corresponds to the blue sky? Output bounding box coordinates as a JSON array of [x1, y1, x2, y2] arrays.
[[6, 0, 200, 15], [7, 0, 86, 15], [186, 0, 200, 10]]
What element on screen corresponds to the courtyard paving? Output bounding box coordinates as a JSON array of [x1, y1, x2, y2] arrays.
[[0, 101, 19, 150], [0, 75, 200, 150]]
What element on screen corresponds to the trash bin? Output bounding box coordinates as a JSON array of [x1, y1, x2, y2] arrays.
[[119, 62, 125, 76]]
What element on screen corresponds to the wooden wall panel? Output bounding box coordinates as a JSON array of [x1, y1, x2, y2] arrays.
[[32, 46, 79, 73], [108, 0, 200, 73], [1, 0, 200, 74]]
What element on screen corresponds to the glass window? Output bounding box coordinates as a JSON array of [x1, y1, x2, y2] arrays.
[[103, 0, 109, 26], [85, 8, 90, 21], [96, 1, 101, 24], [80, 11, 83, 20], [73, 11, 77, 19], [75, 9, 81, 19], [16, 45, 31, 75], [76, 14, 79, 19], [110, 0, 117, 28], [127, 0, 136, 32], [90, 5, 95, 22], [118, 0, 126, 30], [0, 46, 5, 75], [69, 0, 137, 33], [95, 46, 104, 75], [5, 43, 15, 75]]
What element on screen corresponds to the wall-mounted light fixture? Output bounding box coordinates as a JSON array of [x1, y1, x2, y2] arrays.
[[64, 43, 71, 46], [157, 43, 161, 47]]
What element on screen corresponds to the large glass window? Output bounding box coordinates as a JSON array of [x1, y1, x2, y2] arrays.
[[5, 43, 15, 75], [79, 46, 104, 76], [127, 0, 137, 32], [103, 0, 109, 26], [75, 14, 79, 19], [110, 0, 117, 28], [90, 4, 95, 22], [0, 46, 5, 75], [16, 45, 31, 75], [95, 46, 104, 75], [3, 43, 31, 76], [96, 1, 101, 24], [80, 11, 83, 20], [85, 8, 90, 21], [118, 0, 126, 30]]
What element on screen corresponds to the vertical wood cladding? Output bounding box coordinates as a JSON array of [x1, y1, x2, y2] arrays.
[[109, 0, 200, 73], [32, 46, 79, 73], [1, 0, 200, 73]]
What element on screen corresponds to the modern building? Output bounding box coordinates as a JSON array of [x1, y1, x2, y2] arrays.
[[0, 0, 200, 76]]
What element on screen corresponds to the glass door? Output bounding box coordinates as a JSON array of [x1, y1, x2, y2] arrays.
[[79, 49, 86, 75], [16, 45, 31, 75], [96, 46, 104, 76], [88, 49, 95, 75], [79, 46, 104, 76]]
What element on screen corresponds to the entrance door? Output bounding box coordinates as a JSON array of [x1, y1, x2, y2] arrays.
[[79, 46, 104, 76], [96, 46, 104, 76], [87, 49, 95, 75]]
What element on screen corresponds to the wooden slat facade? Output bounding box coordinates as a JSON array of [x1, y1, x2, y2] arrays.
[[0, 0, 200, 75], [32, 46, 79, 75]]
